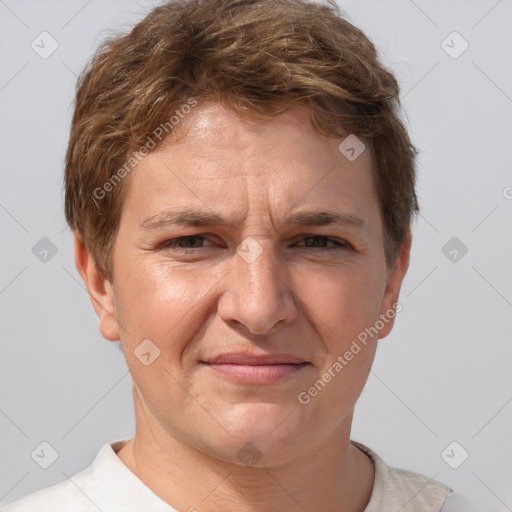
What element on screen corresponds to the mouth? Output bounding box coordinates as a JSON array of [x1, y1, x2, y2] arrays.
[[201, 353, 311, 384]]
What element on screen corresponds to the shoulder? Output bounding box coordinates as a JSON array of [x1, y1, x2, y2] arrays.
[[1, 465, 97, 512], [1, 440, 130, 512], [352, 441, 494, 512], [352, 441, 452, 511], [1, 439, 176, 512], [440, 492, 504, 512]]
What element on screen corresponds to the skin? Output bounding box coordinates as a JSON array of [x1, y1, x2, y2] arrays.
[[76, 101, 411, 512]]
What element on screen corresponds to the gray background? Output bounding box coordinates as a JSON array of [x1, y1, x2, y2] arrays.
[[1, 0, 511, 508]]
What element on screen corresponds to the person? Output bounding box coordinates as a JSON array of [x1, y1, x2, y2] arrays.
[[2, 0, 481, 510]]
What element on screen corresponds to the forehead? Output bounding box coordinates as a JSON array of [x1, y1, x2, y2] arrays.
[[162, 102, 355, 168], [121, 101, 379, 229]]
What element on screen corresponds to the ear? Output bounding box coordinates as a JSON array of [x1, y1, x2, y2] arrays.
[[74, 233, 120, 342], [378, 233, 411, 340]]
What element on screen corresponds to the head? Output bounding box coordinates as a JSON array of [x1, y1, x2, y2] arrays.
[[67, 0, 418, 466]]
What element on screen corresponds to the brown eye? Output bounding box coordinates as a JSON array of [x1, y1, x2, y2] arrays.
[[161, 235, 212, 252], [295, 236, 349, 251]]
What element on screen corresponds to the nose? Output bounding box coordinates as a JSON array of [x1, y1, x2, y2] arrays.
[[217, 240, 298, 335]]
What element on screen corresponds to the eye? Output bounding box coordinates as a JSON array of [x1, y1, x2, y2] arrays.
[[160, 234, 350, 255], [294, 235, 350, 252], [160, 235, 214, 252]]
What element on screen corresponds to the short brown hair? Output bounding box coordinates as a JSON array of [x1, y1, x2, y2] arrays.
[[65, 0, 419, 280]]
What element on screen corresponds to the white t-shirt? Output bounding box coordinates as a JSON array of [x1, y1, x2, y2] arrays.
[[1, 439, 480, 511]]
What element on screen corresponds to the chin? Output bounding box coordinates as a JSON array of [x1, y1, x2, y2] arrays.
[[202, 436, 302, 469], [199, 402, 312, 467]]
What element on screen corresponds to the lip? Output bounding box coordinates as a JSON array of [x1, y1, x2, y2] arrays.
[[205, 353, 307, 365], [202, 353, 311, 384]]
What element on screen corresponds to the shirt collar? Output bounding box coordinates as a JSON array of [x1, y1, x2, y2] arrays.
[[352, 441, 452, 511], [90, 438, 177, 511], [90, 438, 451, 511]]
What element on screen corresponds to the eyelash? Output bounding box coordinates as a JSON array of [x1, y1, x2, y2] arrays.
[[160, 235, 350, 253]]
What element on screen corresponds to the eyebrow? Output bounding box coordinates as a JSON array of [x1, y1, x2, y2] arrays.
[[140, 208, 366, 232]]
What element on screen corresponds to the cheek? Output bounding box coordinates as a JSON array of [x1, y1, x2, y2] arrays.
[[114, 260, 221, 349], [112, 263, 207, 407], [302, 265, 384, 341], [306, 268, 383, 402]]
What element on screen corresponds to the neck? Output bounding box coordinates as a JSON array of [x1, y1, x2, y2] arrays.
[[117, 392, 374, 512]]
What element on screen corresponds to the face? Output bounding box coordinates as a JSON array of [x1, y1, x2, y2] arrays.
[[82, 102, 409, 467]]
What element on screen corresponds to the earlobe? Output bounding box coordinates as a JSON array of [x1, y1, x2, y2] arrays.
[[74, 233, 120, 342], [378, 234, 412, 340]]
